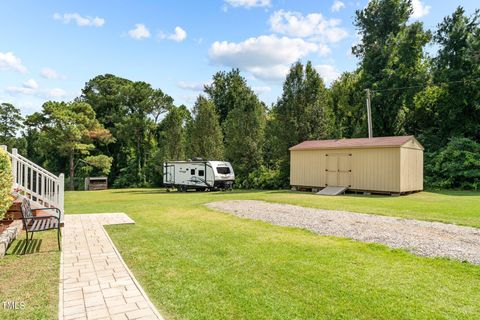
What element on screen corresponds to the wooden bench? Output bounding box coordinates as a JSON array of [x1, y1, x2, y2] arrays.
[[20, 199, 62, 254]]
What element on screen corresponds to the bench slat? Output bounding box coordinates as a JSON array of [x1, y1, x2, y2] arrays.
[[29, 217, 60, 231], [30, 220, 40, 231], [36, 219, 43, 231], [45, 219, 51, 230]]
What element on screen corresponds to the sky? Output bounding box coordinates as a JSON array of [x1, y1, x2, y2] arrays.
[[1, 0, 479, 115]]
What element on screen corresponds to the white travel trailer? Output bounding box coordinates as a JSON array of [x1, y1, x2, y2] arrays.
[[163, 159, 235, 191]]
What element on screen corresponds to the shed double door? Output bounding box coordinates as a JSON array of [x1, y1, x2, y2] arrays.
[[325, 153, 351, 187]]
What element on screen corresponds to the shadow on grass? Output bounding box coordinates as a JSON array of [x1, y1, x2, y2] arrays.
[[8, 239, 43, 255], [7, 238, 59, 255], [427, 189, 480, 197]]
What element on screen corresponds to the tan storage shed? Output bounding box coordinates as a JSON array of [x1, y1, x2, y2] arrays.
[[289, 136, 423, 194]]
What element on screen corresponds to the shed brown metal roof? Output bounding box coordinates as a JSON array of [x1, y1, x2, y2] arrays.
[[289, 136, 420, 150]]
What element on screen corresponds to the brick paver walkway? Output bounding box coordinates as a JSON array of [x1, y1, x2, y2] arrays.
[[59, 213, 163, 320]]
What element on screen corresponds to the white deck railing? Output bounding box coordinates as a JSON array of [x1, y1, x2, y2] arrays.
[[1, 145, 64, 215]]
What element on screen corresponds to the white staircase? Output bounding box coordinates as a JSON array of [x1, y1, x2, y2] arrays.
[[1, 145, 64, 215]]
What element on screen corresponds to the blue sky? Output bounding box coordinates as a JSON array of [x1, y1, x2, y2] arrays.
[[1, 0, 478, 115]]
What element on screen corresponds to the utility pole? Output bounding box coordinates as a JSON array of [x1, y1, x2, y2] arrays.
[[365, 89, 373, 138]]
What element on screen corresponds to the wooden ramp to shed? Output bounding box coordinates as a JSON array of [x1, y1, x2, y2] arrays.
[[316, 186, 348, 196]]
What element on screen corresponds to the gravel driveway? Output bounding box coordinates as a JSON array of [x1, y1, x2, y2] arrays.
[[206, 200, 480, 265]]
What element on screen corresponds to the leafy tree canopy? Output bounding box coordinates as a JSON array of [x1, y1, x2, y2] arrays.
[[0, 102, 23, 149], [26, 101, 112, 190]]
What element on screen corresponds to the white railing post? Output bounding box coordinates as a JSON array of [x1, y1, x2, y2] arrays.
[[59, 173, 65, 215], [12, 148, 18, 189]]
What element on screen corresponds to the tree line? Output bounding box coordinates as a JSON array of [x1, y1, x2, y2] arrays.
[[1, 1, 479, 190]]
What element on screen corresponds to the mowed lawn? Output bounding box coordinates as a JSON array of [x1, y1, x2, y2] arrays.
[[65, 189, 480, 320], [0, 230, 60, 320]]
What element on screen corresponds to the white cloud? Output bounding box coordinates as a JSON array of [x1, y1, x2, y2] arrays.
[[331, 0, 345, 12], [171, 27, 187, 42], [177, 81, 209, 91], [23, 79, 39, 90], [6, 79, 38, 95], [224, 0, 271, 8], [53, 13, 105, 27], [269, 10, 348, 43], [411, 0, 431, 19], [128, 24, 151, 40], [46, 88, 67, 98], [315, 64, 340, 84], [0, 52, 28, 73], [6, 79, 67, 99], [6, 86, 34, 95], [178, 92, 200, 106], [253, 86, 271, 95], [159, 26, 187, 42], [209, 35, 325, 81], [40, 67, 64, 79]]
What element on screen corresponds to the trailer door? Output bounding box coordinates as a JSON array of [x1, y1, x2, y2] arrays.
[[164, 164, 175, 184]]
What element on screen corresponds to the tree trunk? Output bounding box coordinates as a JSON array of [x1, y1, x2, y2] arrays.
[[69, 152, 75, 191]]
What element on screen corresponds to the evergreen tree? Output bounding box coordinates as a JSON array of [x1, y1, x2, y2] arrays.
[[187, 96, 224, 160], [353, 0, 430, 136], [81, 75, 173, 186], [330, 71, 366, 138], [159, 105, 190, 161], [205, 69, 245, 124], [0, 102, 23, 149], [205, 70, 266, 179], [431, 7, 480, 143], [270, 61, 333, 183], [26, 101, 112, 190]]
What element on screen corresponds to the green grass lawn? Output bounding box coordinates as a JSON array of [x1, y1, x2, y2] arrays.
[[65, 189, 480, 320], [0, 230, 59, 320]]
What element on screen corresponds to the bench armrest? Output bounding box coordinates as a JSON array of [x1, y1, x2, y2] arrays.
[[31, 207, 61, 217], [31, 215, 60, 221], [31, 207, 60, 212]]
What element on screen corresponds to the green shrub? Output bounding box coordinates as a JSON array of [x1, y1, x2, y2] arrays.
[[0, 149, 13, 219], [425, 137, 480, 190], [237, 165, 285, 189]]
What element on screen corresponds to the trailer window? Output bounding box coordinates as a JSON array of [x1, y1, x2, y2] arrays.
[[217, 167, 231, 174], [190, 169, 195, 175], [199, 170, 204, 176]]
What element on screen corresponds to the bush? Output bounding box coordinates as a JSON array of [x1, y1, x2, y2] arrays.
[[425, 137, 480, 190], [237, 165, 286, 189], [0, 149, 13, 219]]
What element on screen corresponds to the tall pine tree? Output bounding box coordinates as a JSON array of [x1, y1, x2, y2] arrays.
[[270, 61, 333, 183], [205, 69, 266, 179], [353, 0, 430, 136], [187, 96, 224, 160], [158, 105, 190, 161]]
